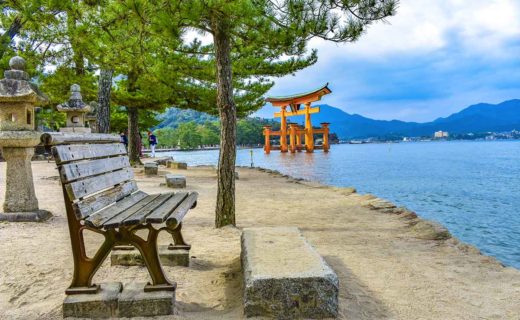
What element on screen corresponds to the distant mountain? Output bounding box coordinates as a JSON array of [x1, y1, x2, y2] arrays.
[[156, 107, 217, 129], [157, 99, 520, 139], [277, 100, 520, 139]]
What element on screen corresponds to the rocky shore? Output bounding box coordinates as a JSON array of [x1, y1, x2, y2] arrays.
[[0, 162, 519, 319]]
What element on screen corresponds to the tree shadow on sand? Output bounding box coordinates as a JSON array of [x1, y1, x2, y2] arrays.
[[324, 255, 394, 319]]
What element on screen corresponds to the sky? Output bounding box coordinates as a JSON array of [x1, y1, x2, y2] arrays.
[[252, 0, 520, 123]]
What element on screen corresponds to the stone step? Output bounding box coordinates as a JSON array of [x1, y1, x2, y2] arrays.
[[63, 282, 175, 318], [165, 174, 186, 188], [241, 227, 338, 319], [111, 245, 189, 267]]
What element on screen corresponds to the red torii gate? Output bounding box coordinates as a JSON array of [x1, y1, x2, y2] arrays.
[[263, 83, 332, 153]]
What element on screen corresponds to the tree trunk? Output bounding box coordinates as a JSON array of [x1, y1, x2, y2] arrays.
[[97, 69, 113, 133], [0, 16, 23, 60], [212, 16, 236, 228], [127, 106, 141, 165]]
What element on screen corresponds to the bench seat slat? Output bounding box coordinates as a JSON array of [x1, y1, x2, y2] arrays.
[[145, 192, 189, 224], [60, 156, 131, 183], [121, 193, 174, 226], [65, 168, 134, 200], [84, 191, 148, 228], [102, 194, 161, 229], [53, 143, 127, 165], [73, 181, 138, 219], [166, 192, 198, 226]]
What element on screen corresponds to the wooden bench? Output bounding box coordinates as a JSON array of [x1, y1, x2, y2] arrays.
[[43, 133, 198, 295]]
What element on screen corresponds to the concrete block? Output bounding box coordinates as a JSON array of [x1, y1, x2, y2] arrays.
[[155, 156, 173, 166], [165, 160, 175, 168], [165, 174, 186, 188], [111, 245, 189, 267], [118, 282, 175, 318], [170, 162, 187, 170], [241, 227, 338, 319], [63, 282, 121, 318], [144, 162, 158, 175]]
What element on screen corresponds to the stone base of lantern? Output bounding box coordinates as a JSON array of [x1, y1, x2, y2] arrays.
[[0, 132, 52, 223], [0, 209, 52, 222], [59, 127, 91, 133]]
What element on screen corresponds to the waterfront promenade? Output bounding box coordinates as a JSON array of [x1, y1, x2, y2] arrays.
[[0, 162, 519, 319]]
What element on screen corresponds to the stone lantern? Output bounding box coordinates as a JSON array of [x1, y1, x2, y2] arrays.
[[85, 101, 98, 133], [57, 84, 92, 133], [0, 56, 52, 222]]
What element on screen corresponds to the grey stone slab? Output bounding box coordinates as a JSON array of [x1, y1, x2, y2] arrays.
[[242, 227, 339, 319], [144, 162, 158, 175], [63, 282, 121, 319], [165, 174, 186, 188], [111, 245, 189, 267], [118, 282, 175, 318]]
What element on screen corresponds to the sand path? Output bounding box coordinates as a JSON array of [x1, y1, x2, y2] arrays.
[[0, 162, 519, 319]]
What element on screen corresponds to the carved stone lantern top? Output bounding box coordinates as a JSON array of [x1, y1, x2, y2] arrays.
[[56, 84, 92, 113], [0, 56, 47, 104], [0, 56, 47, 132]]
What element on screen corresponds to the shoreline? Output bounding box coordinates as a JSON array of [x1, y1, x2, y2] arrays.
[[243, 165, 510, 269], [1, 162, 519, 319]]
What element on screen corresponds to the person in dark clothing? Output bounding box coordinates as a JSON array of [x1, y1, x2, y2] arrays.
[[120, 131, 128, 148], [148, 130, 158, 157]]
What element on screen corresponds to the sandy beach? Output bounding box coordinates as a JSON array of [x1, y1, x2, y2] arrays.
[[0, 161, 519, 319]]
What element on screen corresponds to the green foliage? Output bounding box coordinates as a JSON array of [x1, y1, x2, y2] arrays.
[[155, 127, 178, 148], [176, 122, 202, 150], [198, 121, 220, 146], [110, 106, 161, 134], [36, 106, 65, 131]]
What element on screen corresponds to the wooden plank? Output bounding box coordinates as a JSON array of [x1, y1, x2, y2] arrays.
[[65, 168, 134, 200], [103, 194, 161, 229], [73, 181, 139, 220], [84, 191, 147, 227], [60, 156, 130, 183], [121, 193, 174, 226], [166, 192, 198, 226], [145, 192, 188, 224], [53, 143, 127, 165], [42, 132, 120, 146]]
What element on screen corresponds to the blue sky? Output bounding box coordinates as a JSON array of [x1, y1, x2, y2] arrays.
[[253, 0, 520, 122]]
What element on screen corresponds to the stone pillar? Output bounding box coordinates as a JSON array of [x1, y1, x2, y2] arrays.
[[2, 147, 38, 212], [263, 125, 271, 154]]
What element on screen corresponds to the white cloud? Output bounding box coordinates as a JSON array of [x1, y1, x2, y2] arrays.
[[309, 0, 520, 61]]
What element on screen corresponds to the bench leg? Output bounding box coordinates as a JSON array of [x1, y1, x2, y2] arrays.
[[120, 225, 176, 292], [66, 227, 116, 295], [167, 222, 191, 251], [63, 186, 116, 295]]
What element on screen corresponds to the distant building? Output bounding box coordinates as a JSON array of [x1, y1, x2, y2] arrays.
[[434, 131, 449, 138]]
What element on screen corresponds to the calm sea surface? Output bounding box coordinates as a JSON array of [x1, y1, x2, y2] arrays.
[[161, 141, 520, 269]]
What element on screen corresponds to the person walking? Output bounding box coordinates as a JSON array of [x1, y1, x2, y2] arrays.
[[148, 130, 158, 158], [120, 131, 128, 149]]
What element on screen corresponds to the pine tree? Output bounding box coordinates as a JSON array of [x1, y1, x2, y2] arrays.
[[145, 0, 397, 228]]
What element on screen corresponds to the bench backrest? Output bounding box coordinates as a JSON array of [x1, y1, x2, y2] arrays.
[[52, 142, 138, 220]]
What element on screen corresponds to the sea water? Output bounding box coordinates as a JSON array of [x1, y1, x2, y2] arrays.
[[161, 140, 520, 269]]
